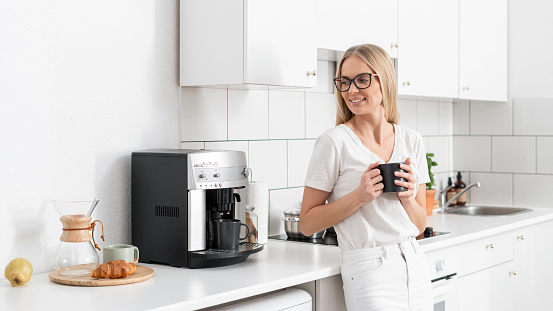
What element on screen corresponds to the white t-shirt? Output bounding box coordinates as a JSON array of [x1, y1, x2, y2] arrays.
[[304, 123, 430, 251]]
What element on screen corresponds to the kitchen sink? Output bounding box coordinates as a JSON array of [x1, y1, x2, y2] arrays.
[[441, 205, 531, 216]]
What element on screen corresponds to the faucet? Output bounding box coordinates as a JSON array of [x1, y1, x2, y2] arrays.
[[440, 182, 481, 212]]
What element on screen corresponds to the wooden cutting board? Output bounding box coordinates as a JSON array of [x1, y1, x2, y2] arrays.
[[49, 265, 154, 287]]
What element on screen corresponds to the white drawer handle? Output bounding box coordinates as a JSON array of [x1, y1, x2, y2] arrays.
[[517, 235, 525, 240], [486, 244, 495, 249], [509, 271, 517, 277]]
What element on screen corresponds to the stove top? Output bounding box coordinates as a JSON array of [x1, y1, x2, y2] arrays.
[[269, 228, 449, 247]]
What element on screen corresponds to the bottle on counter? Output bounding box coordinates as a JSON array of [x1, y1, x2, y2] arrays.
[[446, 177, 457, 206], [454, 172, 467, 206], [245, 206, 258, 243]]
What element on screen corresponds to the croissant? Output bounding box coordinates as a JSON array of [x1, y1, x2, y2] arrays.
[[90, 260, 137, 279]]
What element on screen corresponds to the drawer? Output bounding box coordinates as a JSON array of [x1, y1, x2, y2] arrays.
[[425, 246, 458, 281], [457, 231, 514, 277]]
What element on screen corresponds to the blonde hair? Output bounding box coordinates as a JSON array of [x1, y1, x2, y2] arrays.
[[334, 44, 399, 126]]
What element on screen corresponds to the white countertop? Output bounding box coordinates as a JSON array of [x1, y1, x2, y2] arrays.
[[2, 206, 553, 311], [418, 206, 553, 252]]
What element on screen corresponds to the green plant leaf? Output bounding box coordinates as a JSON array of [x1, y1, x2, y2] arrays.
[[426, 152, 438, 190]]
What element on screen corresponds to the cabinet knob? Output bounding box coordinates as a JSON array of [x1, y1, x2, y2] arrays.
[[390, 43, 399, 48], [509, 271, 517, 277], [311, 70, 317, 76], [402, 81, 411, 86], [486, 243, 495, 249], [517, 235, 525, 240], [306, 71, 311, 76], [463, 86, 471, 91]]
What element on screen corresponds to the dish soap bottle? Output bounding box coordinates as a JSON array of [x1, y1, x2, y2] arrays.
[[446, 177, 457, 206], [455, 172, 467, 206]]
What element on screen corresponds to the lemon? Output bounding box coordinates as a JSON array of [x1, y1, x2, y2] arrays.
[[4, 258, 33, 287]]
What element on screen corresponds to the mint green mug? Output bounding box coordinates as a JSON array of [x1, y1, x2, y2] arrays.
[[103, 244, 139, 264]]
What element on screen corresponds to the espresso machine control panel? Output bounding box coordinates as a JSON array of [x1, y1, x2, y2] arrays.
[[188, 151, 249, 190]]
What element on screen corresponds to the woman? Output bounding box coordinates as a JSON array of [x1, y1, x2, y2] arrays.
[[300, 44, 432, 310]]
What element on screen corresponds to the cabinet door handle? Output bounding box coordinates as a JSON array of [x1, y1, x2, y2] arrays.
[[391, 43, 399, 48], [509, 271, 517, 277], [311, 71, 317, 76], [402, 81, 411, 86], [517, 235, 525, 240], [463, 86, 471, 91], [486, 243, 495, 249], [306, 71, 311, 76]]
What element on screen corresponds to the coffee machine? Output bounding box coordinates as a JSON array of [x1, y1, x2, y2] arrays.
[[131, 149, 263, 268]]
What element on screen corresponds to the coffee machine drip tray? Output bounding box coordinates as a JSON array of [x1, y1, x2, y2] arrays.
[[188, 243, 264, 269]]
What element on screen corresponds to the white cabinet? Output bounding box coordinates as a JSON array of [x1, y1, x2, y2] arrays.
[[459, 0, 507, 101], [397, 0, 459, 98], [317, 0, 398, 58], [455, 231, 515, 311], [512, 226, 534, 311], [180, 0, 317, 88], [513, 221, 553, 311], [458, 261, 515, 311]]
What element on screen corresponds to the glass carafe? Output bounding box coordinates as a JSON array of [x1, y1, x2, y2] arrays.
[[52, 199, 104, 276]]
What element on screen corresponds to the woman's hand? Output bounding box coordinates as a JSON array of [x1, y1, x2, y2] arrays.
[[395, 158, 417, 202], [356, 162, 384, 203]]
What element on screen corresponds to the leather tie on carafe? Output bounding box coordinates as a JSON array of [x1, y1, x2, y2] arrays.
[[60, 216, 105, 250]]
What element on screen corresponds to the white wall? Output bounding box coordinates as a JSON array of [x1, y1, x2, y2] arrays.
[[0, 1, 181, 273], [180, 61, 455, 236], [452, 0, 553, 208]]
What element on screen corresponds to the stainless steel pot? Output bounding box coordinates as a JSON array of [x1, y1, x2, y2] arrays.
[[282, 208, 324, 239]]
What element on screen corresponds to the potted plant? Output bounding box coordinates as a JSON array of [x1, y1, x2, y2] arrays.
[[425, 153, 438, 216]]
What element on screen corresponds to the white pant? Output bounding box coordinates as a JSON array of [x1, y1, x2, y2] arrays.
[[340, 238, 433, 311]]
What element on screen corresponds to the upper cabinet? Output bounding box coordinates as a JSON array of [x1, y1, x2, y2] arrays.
[[180, 0, 317, 88], [397, 0, 459, 98], [180, 0, 508, 101], [459, 0, 507, 101], [317, 0, 398, 58]]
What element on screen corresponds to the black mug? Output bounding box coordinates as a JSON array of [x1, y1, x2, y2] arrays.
[[378, 162, 408, 193], [213, 219, 250, 250]]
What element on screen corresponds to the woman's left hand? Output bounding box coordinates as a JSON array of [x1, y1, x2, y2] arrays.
[[395, 158, 416, 201]]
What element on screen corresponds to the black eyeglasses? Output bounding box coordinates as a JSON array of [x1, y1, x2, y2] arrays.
[[333, 73, 378, 92]]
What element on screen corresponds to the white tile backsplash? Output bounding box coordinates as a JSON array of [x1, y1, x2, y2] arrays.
[[468, 172, 513, 206], [492, 136, 536, 173], [514, 98, 553, 135], [305, 92, 336, 138], [228, 89, 269, 140], [471, 100, 513, 135], [268, 91, 305, 139], [514, 174, 553, 208], [181, 87, 227, 141], [416, 98, 440, 136], [427, 136, 450, 173], [439, 98, 453, 135], [453, 100, 470, 135], [537, 137, 553, 174], [454, 136, 492, 172], [288, 140, 316, 187], [248, 140, 287, 189], [397, 97, 417, 131]]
